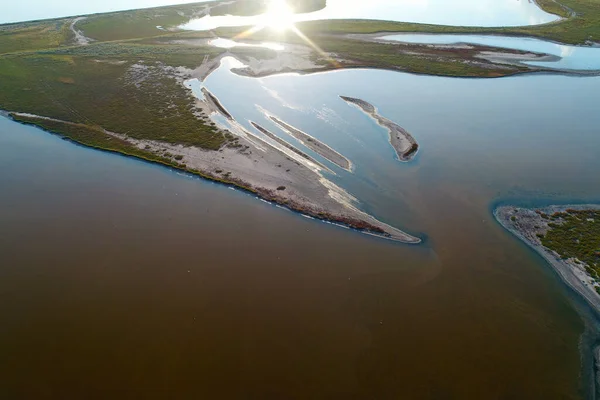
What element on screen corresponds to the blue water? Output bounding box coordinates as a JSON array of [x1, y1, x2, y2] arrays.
[[181, 0, 559, 31], [381, 34, 600, 71], [193, 57, 600, 232]]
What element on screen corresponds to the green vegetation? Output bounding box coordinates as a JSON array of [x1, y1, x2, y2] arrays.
[[207, 26, 525, 77], [538, 209, 600, 280], [11, 114, 181, 166], [9, 114, 267, 199], [309, 36, 526, 77], [0, 45, 226, 149], [0, 19, 72, 54], [76, 3, 208, 42]]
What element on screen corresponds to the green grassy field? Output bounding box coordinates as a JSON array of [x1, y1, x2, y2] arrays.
[[0, 19, 73, 54], [0, 46, 226, 149]]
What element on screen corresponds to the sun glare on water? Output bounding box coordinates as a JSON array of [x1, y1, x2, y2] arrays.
[[261, 0, 296, 31], [233, 0, 339, 68]]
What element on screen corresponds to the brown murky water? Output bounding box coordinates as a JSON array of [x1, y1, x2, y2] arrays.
[[0, 117, 589, 399]]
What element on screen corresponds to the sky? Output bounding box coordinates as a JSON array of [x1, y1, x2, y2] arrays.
[[1, 0, 211, 24]]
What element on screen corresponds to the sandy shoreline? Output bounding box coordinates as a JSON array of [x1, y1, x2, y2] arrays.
[[7, 110, 420, 244], [495, 205, 600, 312], [340, 96, 419, 162], [496, 204, 600, 399]]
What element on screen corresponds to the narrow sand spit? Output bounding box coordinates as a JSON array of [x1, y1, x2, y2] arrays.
[[268, 116, 352, 172], [495, 205, 600, 311], [340, 96, 419, 162], [250, 121, 331, 172], [8, 110, 420, 243], [202, 87, 233, 120]]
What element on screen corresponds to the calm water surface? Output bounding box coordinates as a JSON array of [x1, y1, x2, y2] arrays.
[[1, 59, 599, 397], [181, 0, 559, 30], [382, 34, 600, 71], [0, 0, 598, 398], [196, 58, 600, 222]]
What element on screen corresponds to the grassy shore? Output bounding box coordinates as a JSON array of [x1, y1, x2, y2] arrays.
[[537, 209, 600, 289], [496, 205, 600, 308], [297, 0, 600, 45]]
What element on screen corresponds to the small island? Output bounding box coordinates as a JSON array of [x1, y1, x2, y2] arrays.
[[496, 205, 600, 311], [340, 96, 419, 162]]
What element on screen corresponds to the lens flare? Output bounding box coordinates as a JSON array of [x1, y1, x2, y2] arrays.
[[233, 0, 340, 68], [261, 0, 295, 31]]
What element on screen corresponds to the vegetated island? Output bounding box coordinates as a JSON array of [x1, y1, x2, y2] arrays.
[[495, 205, 600, 311], [340, 96, 419, 162]]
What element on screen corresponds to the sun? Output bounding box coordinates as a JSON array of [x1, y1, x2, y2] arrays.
[[261, 0, 296, 31]]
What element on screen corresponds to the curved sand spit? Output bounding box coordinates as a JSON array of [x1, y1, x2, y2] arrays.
[[340, 96, 419, 162]]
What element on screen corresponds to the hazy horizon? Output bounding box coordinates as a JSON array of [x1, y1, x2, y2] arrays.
[[0, 0, 211, 24]]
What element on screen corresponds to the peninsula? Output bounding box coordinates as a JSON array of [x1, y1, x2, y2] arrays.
[[496, 205, 600, 311]]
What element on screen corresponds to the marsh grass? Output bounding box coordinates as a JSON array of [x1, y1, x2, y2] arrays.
[[539, 209, 600, 279], [0, 47, 226, 150]]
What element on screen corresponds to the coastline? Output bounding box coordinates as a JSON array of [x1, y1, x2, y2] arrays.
[[6, 111, 421, 244], [495, 205, 600, 312], [495, 204, 600, 400]]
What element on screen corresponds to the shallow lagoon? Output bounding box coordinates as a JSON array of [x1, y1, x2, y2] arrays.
[[182, 0, 559, 31], [195, 57, 600, 227], [382, 34, 600, 71]]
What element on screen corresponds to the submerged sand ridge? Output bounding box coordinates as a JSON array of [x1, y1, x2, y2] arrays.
[[340, 96, 419, 162], [169, 55, 426, 242], [269, 116, 353, 172], [250, 121, 331, 172]]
